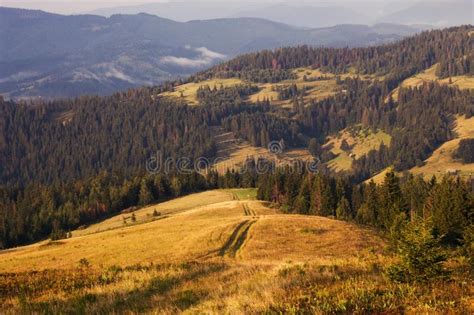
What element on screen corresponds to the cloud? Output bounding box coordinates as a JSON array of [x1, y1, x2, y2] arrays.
[[104, 66, 136, 83], [194, 47, 226, 59], [160, 46, 226, 68]]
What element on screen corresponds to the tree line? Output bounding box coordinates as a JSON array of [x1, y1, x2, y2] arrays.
[[200, 26, 472, 81], [0, 170, 224, 249], [257, 167, 473, 245]]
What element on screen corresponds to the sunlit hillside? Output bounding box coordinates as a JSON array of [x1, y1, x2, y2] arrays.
[[1, 190, 471, 313], [368, 115, 474, 183]]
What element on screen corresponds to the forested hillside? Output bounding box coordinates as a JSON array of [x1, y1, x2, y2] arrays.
[[0, 26, 473, 248], [2, 27, 472, 183]]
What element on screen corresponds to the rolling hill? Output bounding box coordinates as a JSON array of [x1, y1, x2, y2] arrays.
[[0, 7, 424, 99], [90, 2, 369, 28], [1, 189, 471, 313], [155, 28, 474, 180]]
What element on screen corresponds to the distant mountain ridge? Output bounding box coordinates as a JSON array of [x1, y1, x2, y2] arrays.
[[230, 4, 369, 28], [89, 1, 472, 28], [0, 7, 424, 99], [378, 0, 473, 26]]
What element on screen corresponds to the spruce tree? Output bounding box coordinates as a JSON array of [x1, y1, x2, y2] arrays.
[[387, 221, 449, 283], [336, 197, 352, 220]]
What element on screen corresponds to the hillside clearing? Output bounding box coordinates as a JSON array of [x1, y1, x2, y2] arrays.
[[212, 127, 313, 173], [410, 115, 474, 179], [160, 67, 384, 107], [367, 115, 474, 182], [324, 127, 391, 172], [160, 78, 244, 105], [73, 190, 235, 237]]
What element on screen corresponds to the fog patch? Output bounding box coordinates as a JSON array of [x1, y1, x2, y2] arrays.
[[160, 46, 226, 68]]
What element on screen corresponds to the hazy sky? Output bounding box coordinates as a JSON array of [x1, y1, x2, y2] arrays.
[[0, 0, 414, 15]]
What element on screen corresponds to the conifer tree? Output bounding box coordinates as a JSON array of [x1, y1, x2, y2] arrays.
[[139, 179, 154, 206], [336, 197, 352, 220], [387, 221, 449, 283]]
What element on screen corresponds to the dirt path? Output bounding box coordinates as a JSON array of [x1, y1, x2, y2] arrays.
[[242, 202, 257, 217], [219, 219, 257, 258]]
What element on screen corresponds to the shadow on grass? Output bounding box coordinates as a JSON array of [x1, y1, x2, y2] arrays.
[[10, 262, 228, 314]]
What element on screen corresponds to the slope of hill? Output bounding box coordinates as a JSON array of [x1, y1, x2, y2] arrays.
[[366, 115, 474, 183], [409, 115, 474, 178], [324, 126, 392, 172], [1, 26, 472, 188], [1, 189, 471, 313], [388, 63, 474, 102], [0, 7, 423, 99], [90, 2, 370, 28]]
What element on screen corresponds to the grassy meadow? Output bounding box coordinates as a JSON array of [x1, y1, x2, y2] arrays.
[[161, 78, 244, 105], [160, 67, 383, 109], [387, 63, 474, 102], [212, 127, 313, 174], [367, 115, 474, 183], [0, 189, 472, 313], [324, 126, 392, 172]]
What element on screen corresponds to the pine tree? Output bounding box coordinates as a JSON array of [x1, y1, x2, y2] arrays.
[[308, 138, 321, 157], [336, 197, 352, 220], [387, 221, 449, 283], [139, 179, 154, 206], [379, 171, 406, 229], [294, 176, 311, 215], [356, 181, 379, 226]]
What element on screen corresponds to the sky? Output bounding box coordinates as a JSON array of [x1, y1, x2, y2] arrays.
[[1, 0, 163, 13], [0, 0, 414, 15]]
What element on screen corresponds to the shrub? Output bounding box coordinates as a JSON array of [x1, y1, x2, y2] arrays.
[[50, 222, 67, 241], [79, 258, 91, 268], [387, 221, 449, 283]]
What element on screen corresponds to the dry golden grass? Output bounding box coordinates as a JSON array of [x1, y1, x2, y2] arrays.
[[410, 115, 474, 179], [1, 190, 471, 313], [160, 67, 386, 108], [365, 166, 394, 184], [438, 75, 474, 89], [248, 83, 280, 103], [212, 127, 313, 174], [240, 214, 384, 263], [324, 127, 391, 172], [401, 63, 439, 89], [249, 67, 382, 107], [0, 190, 381, 273], [74, 190, 234, 237], [161, 78, 244, 105], [387, 63, 474, 103], [367, 115, 474, 183]]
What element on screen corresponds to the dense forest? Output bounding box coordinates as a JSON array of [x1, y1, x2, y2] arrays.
[[200, 26, 472, 79], [257, 167, 473, 245], [1, 26, 472, 186], [0, 170, 224, 248], [0, 26, 473, 249]]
